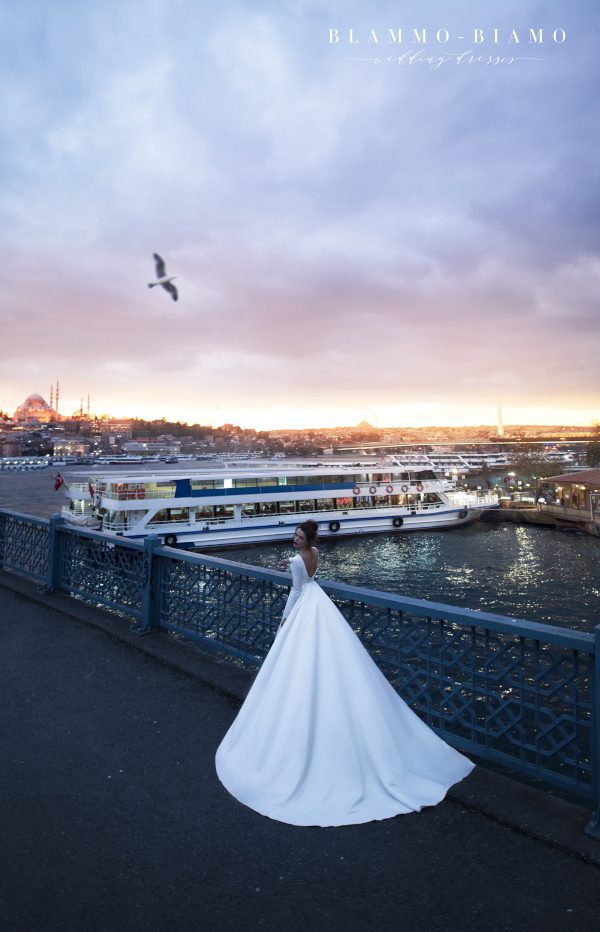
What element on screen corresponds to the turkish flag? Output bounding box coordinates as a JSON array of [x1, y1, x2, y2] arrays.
[[54, 472, 65, 492], [88, 482, 95, 499]]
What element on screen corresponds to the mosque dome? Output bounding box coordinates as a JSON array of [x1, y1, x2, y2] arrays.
[[13, 393, 57, 423]]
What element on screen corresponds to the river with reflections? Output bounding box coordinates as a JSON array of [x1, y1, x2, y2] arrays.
[[218, 522, 600, 633]]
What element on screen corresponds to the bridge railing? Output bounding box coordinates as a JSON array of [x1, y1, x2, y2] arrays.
[[0, 507, 598, 839]]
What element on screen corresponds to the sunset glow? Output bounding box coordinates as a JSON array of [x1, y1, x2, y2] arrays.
[[2, 2, 598, 431]]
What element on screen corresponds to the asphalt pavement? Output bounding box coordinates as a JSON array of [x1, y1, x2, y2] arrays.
[[1, 570, 599, 932]]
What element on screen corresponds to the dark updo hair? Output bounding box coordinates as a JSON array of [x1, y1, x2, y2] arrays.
[[297, 520, 319, 546]]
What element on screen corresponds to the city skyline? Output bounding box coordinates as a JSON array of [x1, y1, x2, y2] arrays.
[[2, 1, 599, 430], [2, 387, 597, 436]]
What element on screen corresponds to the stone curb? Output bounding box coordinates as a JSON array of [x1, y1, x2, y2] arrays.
[[1, 568, 599, 867]]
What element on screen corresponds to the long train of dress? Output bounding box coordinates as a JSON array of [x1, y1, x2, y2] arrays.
[[215, 554, 474, 827]]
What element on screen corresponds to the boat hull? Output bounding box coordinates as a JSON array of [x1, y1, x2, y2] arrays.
[[81, 506, 481, 549]]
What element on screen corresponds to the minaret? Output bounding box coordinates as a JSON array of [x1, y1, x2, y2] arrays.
[[497, 400, 504, 438], [55, 380, 60, 415], [50, 384, 54, 409], [87, 394, 90, 418]]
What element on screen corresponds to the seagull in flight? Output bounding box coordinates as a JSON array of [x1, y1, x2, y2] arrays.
[[148, 253, 178, 301]]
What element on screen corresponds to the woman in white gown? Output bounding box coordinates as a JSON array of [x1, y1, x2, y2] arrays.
[[215, 521, 474, 827]]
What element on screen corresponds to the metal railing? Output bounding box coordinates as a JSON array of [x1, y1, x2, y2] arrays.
[[539, 502, 598, 522], [0, 506, 598, 838]]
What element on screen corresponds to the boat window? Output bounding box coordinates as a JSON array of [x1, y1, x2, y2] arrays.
[[242, 503, 259, 516], [277, 501, 296, 514], [234, 479, 258, 488], [195, 506, 214, 519], [315, 498, 336, 511], [148, 508, 189, 524], [257, 478, 278, 488], [297, 499, 315, 513], [414, 470, 436, 480], [214, 505, 234, 519], [191, 480, 216, 490], [335, 497, 353, 508], [258, 502, 277, 514], [323, 474, 348, 486], [278, 476, 287, 485], [148, 509, 169, 524]]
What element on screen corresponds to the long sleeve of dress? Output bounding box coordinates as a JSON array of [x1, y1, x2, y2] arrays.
[[282, 556, 303, 620]]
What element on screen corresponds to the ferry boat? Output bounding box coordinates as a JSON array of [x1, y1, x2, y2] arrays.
[[61, 462, 498, 548], [391, 451, 512, 476]]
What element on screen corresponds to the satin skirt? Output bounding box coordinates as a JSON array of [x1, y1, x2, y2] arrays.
[[215, 582, 474, 826]]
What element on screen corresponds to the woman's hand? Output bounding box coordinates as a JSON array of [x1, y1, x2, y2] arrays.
[[278, 558, 290, 570]]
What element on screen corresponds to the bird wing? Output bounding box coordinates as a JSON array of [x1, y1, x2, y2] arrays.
[[153, 253, 167, 277], [162, 281, 178, 301]]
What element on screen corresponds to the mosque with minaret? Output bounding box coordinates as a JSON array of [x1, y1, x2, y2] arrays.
[[12, 381, 92, 424]]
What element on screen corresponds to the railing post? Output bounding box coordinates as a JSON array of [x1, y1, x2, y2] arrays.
[[45, 513, 63, 592], [585, 623, 600, 839], [0, 509, 6, 569], [131, 534, 161, 635]]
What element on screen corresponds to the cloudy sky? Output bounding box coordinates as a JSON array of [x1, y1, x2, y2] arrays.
[[1, 0, 598, 429]]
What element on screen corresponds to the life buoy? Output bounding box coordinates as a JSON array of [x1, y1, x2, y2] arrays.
[[401, 485, 409, 493], [416, 483, 424, 492], [386, 485, 394, 494], [164, 533, 178, 547], [369, 485, 377, 495], [458, 510, 468, 520], [352, 486, 360, 495], [392, 516, 403, 528], [329, 520, 341, 533]]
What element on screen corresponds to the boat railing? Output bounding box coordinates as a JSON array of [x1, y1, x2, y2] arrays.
[[98, 489, 175, 501], [447, 491, 499, 507], [1, 505, 598, 840]]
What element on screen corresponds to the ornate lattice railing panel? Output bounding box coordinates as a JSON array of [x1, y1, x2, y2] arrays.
[[327, 591, 594, 798], [58, 529, 146, 621], [157, 555, 288, 663], [0, 510, 49, 582]]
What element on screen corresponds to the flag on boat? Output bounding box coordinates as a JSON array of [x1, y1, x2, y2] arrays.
[[54, 472, 66, 492], [88, 481, 95, 499]]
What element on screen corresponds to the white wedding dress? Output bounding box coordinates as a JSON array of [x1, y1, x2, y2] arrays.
[[215, 552, 474, 827]]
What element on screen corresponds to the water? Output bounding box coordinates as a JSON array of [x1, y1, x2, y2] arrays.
[[2, 467, 598, 633], [218, 522, 600, 633]]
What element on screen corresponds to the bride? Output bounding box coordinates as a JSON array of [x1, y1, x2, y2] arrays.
[[215, 520, 474, 827]]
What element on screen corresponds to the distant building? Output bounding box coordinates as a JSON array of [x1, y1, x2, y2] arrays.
[[0, 433, 22, 456], [53, 440, 92, 456], [13, 393, 58, 424], [123, 440, 182, 455]]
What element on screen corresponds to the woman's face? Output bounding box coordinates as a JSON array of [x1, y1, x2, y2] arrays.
[[293, 527, 308, 549]]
